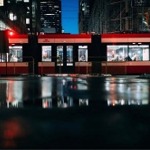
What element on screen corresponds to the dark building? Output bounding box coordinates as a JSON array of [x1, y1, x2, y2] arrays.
[[79, 0, 98, 33], [40, 0, 62, 33], [79, 0, 108, 34], [0, 0, 62, 34], [79, 0, 91, 33], [0, 0, 38, 34], [79, 0, 150, 34]]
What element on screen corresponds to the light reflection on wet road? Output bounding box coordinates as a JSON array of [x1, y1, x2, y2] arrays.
[[0, 76, 149, 108], [0, 75, 150, 149]]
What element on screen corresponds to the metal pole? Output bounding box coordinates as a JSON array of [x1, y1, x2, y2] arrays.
[[23, 56, 34, 75], [58, 56, 61, 74], [6, 53, 8, 76], [32, 57, 34, 75], [106, 61, 108, 74], [14, 62, 15, 75]]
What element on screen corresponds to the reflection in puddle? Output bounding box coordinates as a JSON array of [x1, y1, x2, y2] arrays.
[[1, 117, 30, 149], [0, 76, 150, 108], [42, 97, 89, 108], [6, 101, 23, 108], [107, 99, 149, 106], [79, 99, 89, 106], [105, 77, 150, 106]]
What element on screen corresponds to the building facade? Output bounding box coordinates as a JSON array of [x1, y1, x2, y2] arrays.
[[0, 0, 39, 34], [79, 0, 150, 34], [40, 0, 62, 34], [0, 0, 62, 34], [79, 0, 91, 33]]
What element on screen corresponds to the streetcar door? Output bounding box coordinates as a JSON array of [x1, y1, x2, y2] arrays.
[[56, 45, 74, 73]]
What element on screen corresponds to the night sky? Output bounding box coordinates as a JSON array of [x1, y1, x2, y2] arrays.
[[62, 0, 79, 34]]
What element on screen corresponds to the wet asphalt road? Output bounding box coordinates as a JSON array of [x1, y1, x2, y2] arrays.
[[0, 75, 150, 149]]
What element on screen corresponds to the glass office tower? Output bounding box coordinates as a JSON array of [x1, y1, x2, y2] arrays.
[[40, 0, 62, 33]]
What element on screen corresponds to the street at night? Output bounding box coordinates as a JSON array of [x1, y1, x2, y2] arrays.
[[1, 0, 150, 149], [0, 75, 150, 149]]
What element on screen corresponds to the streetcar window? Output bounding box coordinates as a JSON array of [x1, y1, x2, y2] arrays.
[[57, 46, 63, 66], [78, 45, 88, 62], [42, 46, 52, 62], [66, 45, 73, 66], [9, 46, 23, 62], [107, 45, 128, 61]]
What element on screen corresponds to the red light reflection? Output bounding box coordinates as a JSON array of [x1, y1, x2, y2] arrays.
[[1, 118, 29, 148]]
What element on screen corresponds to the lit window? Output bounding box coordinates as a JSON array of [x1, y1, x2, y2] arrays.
[[13, 15, 17, 20], [0, 0, 4, 6], [24, 0, 29, 2], [26, 18, 30, 24], [9, 13, 14, 21]]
